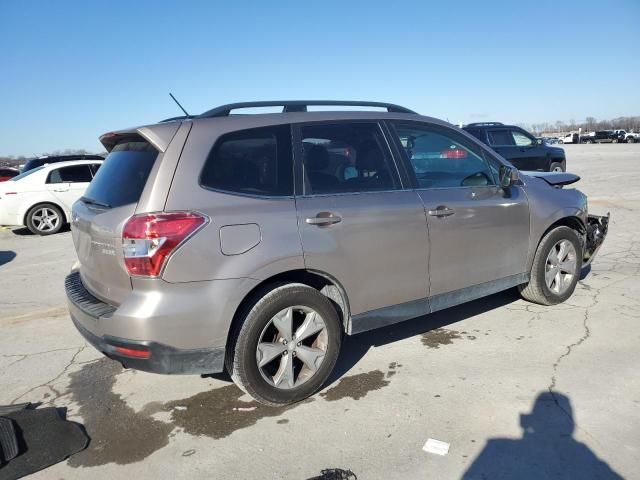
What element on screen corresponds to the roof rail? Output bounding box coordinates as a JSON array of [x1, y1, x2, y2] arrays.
[[465, 122, 504, 127], [199, 100, 416, 118]]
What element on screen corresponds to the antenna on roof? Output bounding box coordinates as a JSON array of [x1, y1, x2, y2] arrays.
[[169, 93, 190, 117]]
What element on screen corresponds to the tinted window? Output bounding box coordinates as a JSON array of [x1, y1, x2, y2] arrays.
[[89, 163, 101, 176], [487, 129, 515, 146], [392, 122, 496, 189], [47, 165, 93, 184], [200, 125, 292, 196], [83, 141, 157, 208], [299, 122, 398, 195], [464, 128, 485, 142]]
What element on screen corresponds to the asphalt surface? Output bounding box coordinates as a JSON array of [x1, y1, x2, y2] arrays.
[[1, 143, 639, 479]]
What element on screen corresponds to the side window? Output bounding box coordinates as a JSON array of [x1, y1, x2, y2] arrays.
[[464, 128, 485, 142], [46, 165, 92, 184], [487, 129, 515, 146], [299, 122, 398, 195], [200, 125, 292, 196], [392, 122, 497, 189], [89, 163, 101, 176], [512, 130, 534, 146]]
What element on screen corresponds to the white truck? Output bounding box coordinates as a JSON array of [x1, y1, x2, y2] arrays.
[[613, 130, 640, 143]]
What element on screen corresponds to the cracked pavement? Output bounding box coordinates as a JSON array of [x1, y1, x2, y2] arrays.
[[0, 144, 639, 479]]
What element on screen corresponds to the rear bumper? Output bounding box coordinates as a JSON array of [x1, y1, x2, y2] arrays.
[[583, 213, 610, 266], [65, 271, 232, 374]]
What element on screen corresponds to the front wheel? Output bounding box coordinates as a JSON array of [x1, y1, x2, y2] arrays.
[[519, 226, 582, 305], [26, 204, 64, 235], [628, 137, 636, 144], [228, 283, 342, 406]]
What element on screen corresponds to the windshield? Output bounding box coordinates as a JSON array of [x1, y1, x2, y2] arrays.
[[11, 165, 45, 181], [82, 140, 158, 208]]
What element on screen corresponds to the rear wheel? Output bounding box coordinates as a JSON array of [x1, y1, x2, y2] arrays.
[[228, 283, 342, 406], [628, 137, 635, 144], [26, 204, 64, 235], [549, 162, 565, 172], [519, 226, 582, 305], [612, 138, 619, 143]]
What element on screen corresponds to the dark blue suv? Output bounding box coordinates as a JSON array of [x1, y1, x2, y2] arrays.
[[463, 122, 566, 172]]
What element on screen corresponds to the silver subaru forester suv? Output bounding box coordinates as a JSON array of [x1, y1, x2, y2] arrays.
[[65, 101, 608, 405]]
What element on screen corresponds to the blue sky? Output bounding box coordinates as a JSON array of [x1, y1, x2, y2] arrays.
[[1, 0, 639, 156]]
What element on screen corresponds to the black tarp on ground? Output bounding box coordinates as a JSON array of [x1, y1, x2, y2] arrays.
[[0, 406, 88, 480]]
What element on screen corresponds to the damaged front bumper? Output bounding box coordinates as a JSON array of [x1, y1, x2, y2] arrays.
[[583, 213, 610, 266]]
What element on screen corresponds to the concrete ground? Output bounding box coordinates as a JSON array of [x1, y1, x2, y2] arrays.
[[0, 144, 638, 479]]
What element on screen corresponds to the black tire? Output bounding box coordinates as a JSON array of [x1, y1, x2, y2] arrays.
[[228, 283, 342, 406], [25, 203, 64, 235], [612, 139, 618, 143], [549, 162, 565, 172], [558, 140, 564, 144], [628, 137, 635, 144], [519, 226, 582, 306]]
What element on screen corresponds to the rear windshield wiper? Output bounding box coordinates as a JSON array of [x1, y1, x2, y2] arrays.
[[80, 196, 112, 209]]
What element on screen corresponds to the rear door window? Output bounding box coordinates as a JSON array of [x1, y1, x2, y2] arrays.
[[82, 140, 158, 208], [487, 129, 515, 146], [200, 125, 293, 196], [47, 165, 93, 184], [297, 122, 399, 195]]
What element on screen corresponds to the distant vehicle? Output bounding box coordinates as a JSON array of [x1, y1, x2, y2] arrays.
[[580, 131, 617, 144], [21, 154, 104, 173], [463, 122, 566, 172], [0, 167, 19, 182], [0, 160, 102, 234], [559, 132, 580, 144], [613, 130, 640, 143], [540, 137, 560, 145]]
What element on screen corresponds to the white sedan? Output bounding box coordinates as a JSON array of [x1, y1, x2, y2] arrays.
[[0, 160, 103, 235]]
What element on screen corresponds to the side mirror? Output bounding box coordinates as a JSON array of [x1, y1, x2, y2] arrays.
[[499, 165, 519, 188]]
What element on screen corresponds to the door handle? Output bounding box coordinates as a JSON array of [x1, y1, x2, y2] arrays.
[[306, 212, 342, 226], [428, 206, 455, 217]]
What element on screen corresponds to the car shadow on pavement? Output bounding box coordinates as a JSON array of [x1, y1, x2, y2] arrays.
[[0, 250, 17, 266], [462, 391, 623, 479], [10, 224, 70, 236], [327, 288, 520, 384]]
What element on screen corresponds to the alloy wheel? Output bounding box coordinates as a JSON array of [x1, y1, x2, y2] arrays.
[[32, 207, 60, 232], [256, 306, 328, 390], [545, 239, 577, 294]]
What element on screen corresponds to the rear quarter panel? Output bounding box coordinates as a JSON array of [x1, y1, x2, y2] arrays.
[[161, 119, 304, 283]]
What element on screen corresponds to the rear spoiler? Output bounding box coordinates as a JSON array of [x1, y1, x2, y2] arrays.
[[99, 121, 181, 153], [521, 171, 580, 187]]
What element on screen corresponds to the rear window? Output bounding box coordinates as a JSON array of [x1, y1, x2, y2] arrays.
[[200, 125, 293, 196], [82, 141, 157, 208]]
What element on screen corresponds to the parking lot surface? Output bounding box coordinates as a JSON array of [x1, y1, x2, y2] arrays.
[[1, 144, 639, 479]]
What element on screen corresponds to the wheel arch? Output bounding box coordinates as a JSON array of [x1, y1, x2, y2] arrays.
[[528, 214, 586, 271], [223, 269, 351, 367], [22, 201, 69, 226]]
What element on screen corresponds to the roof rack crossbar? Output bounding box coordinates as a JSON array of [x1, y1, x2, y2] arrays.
[[199, 100, 416, 118]]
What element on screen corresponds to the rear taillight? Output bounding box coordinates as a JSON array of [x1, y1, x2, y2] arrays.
[[122, 211, 207, 277]]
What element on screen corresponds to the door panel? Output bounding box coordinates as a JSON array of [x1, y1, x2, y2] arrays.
[[388, 121, 531, 297], [418, 186, 530, 296], [296, 191, 429, 315], [294, 121, 430, 317]]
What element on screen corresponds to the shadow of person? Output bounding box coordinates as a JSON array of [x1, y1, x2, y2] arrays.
[[463, 392, 622, 479]]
